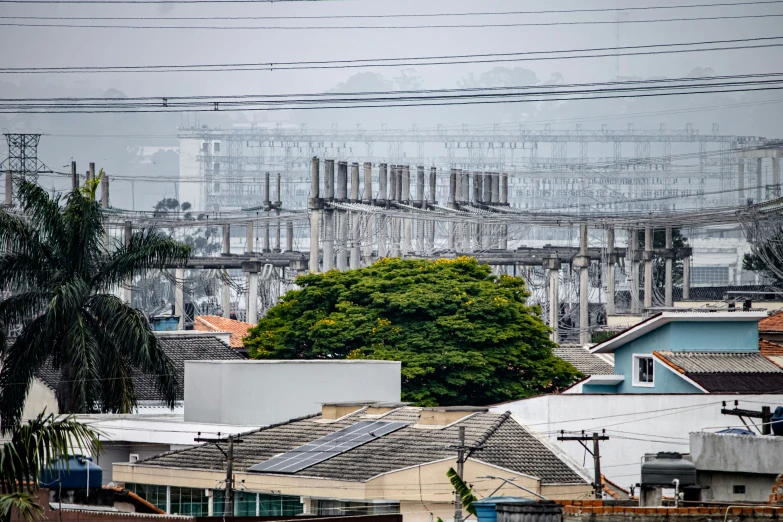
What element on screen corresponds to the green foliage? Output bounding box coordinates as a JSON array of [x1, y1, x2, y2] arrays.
[[743, 230, 783, 285], [447, 467, 477, 516], [0, 180, 191, 431], [0, 413, 101, 522], [245, 257, 582, 406]]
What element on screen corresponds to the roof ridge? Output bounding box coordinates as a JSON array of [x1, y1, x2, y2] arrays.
[[653, 351, 685, 374], [467, 411, 511, 458]]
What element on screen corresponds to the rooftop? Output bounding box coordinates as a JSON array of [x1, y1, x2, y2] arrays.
[[554, 345, 614, 375], [194, 315, 253, 349], [35, 334, 243, 401], [654, 351, 783, 393], [759, 311, 783, 332], [136, 406, 588, 485]]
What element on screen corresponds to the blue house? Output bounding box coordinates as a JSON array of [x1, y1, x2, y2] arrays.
[[583, 311, 783, 394]]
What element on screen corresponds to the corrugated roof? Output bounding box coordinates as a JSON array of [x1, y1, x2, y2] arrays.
[[655, 351, 783, 374], [194, 316, 253, 348], [759, 312, 783, 332], [554, 345, 614, 375], [687, 373, 783, 394], [137, 407, 587, 485], [35, 334, 243, 401]]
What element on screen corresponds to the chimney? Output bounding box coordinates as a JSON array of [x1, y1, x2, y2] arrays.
[[418, 406, 488, 426]]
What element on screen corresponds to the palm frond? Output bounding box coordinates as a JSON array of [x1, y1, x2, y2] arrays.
[[87, 294, 177, 408], [63, 188, 105, 277], [0, 254, 55, 295], [15, 182, 66, 251], [447, 467, 477, 516], [0, 214, 51, 270], [0, 492, 44, 522], [94, 229, 190, 292]]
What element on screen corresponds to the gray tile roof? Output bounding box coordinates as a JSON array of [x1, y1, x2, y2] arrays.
[[554, 345, 614, 375], [138, 407, 587, 485], [656, 351, 783, 374], [35, 334, 243, 401]]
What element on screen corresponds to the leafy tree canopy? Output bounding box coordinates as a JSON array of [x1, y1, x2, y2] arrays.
[[245, 257, 581, 406]]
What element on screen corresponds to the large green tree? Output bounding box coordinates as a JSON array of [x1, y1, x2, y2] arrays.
[[245, 257, 581, 406], [0, 178, 191, 430]]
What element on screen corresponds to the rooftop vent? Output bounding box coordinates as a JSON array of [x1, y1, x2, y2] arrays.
[[365, 402, 411, 415], [418, 406, 488, 426], [321, 401, 375, 420]]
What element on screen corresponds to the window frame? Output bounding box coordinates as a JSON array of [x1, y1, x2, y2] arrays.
[[632, 354, 655, 388]]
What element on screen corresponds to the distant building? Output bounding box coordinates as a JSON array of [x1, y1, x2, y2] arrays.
[[113, 404, 593, 521]]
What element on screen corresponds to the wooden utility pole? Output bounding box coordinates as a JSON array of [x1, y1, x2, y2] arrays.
[[195, 433, 242, 518], [557, 430, 609, 499]]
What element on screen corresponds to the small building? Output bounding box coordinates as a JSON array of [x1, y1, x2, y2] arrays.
[[113, 404, 593, 521], [585, 311, 783, 394], [690, 431, 783, 503], [194, 315, 254, 354]]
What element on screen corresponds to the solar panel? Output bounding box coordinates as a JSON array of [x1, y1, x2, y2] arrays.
[[248, 420, 407, 474]]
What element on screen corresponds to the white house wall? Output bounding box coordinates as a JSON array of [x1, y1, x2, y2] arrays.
[[491, 393, 783, 490]]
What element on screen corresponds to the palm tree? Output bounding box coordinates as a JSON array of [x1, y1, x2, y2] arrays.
[[0, 176, 191, 431], [0, 412, 101, 522]]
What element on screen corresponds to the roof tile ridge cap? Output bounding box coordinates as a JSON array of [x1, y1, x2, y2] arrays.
[[653, 351, 686, 374], [195, 316, 220, 332], [135, 412, 323, 466], [467, 411, 511, 459]]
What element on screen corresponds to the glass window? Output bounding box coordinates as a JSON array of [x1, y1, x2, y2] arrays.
[[635, 356, 654, 385]]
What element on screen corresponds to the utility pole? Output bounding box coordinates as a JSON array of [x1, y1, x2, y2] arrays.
[[195, 433, 243, 518], [720, 401, 773, 435], [446, 426, 483, 522], [557, 430, 609, 499]]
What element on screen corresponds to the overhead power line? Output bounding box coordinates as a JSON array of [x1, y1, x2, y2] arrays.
[[1, 76, 782, 113], [3, 13, 783, 30], [3, 1, 782, 18], [3, 37, 782, 74]]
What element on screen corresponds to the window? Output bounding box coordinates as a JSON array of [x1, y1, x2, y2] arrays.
[[633, 355, 654, 387], [733, 485, 746, 494]]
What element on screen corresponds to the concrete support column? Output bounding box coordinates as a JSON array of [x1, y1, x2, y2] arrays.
[[576, 223, 590, 345], [309, 157, 321, 273], [473, 173, 482, 204], [71, 161, 78, 191], [247, 271, 258, 324], [100, 173, 109, 208], [323, 160, 335, 271], [544, 256, 561, 343], [379, 163, 388, 202], [402, 166, 410, 203], [88, 163, 95, 198], [124, 220, 133, 305], [222, 223, 232, 318], [455, 169, 463, 205], [4, 170, 11, 206], [774, 157, 781, 196], [245, 222, 254, 254], [606, 227, 615, 316], [389, 166, 398, 202], [491, 173, 500, 204], [362, 213, 374, 266], [350, 163, 360, 202], [664, 227, 673, 308], [501, 173, 509, 204], [286, 221, 294, 252], [630, 229, 640, 314], [429, 167, 437, 205], [448, 169, 457, 250], [644, 226, 653, 310], [738, 159, 745, 205], [483, 173, 492, 204], [683, 255, 691, 300], [363, 162, 373, 204], [350, 211, 361, 270], [757, 158, 763, 204], [415, 166, 425, 206], [175, 267, 185, 330], [336, 162, 348, 270], [263, 214, 271, 253]]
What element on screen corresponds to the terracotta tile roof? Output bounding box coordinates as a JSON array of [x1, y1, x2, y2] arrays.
[[759, 312, 783, 332], [760, 339, 783, 357], [194, 315, 254, 348]]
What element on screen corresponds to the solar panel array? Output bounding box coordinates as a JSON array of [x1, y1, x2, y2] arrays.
[[248, 420, 408, 474]]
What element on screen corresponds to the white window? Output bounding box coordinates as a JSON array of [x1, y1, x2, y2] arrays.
[[633, 355, 655, 387]]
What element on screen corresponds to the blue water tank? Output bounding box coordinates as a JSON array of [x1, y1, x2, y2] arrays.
[[151, 316, 179, 331], [40, 456, 102, 490], [771, 406, 783, 436], [473, 497, 535, 522]]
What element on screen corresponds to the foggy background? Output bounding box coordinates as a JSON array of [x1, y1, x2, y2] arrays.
[[1, 0, 781, 210]]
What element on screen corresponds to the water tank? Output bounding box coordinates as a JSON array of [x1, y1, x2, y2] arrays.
[[496, 500, 563, 522], [772, 406, 783, 436], [150, 315, 179, 331], [641, 452, 696, 487], [473, 498, 535, 522], [40, 456, 102, 490]]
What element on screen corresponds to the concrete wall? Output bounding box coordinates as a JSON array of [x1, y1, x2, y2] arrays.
[[95, 442, 173, 485], [22, 379, 58, 419], [184, 360, 401, 425], [697, 470, 777, 503], [690, 432, 783, 475], [491, 393, 783, 489]]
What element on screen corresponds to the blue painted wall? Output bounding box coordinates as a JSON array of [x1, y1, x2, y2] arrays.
[[581, 319, 759, 394]]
